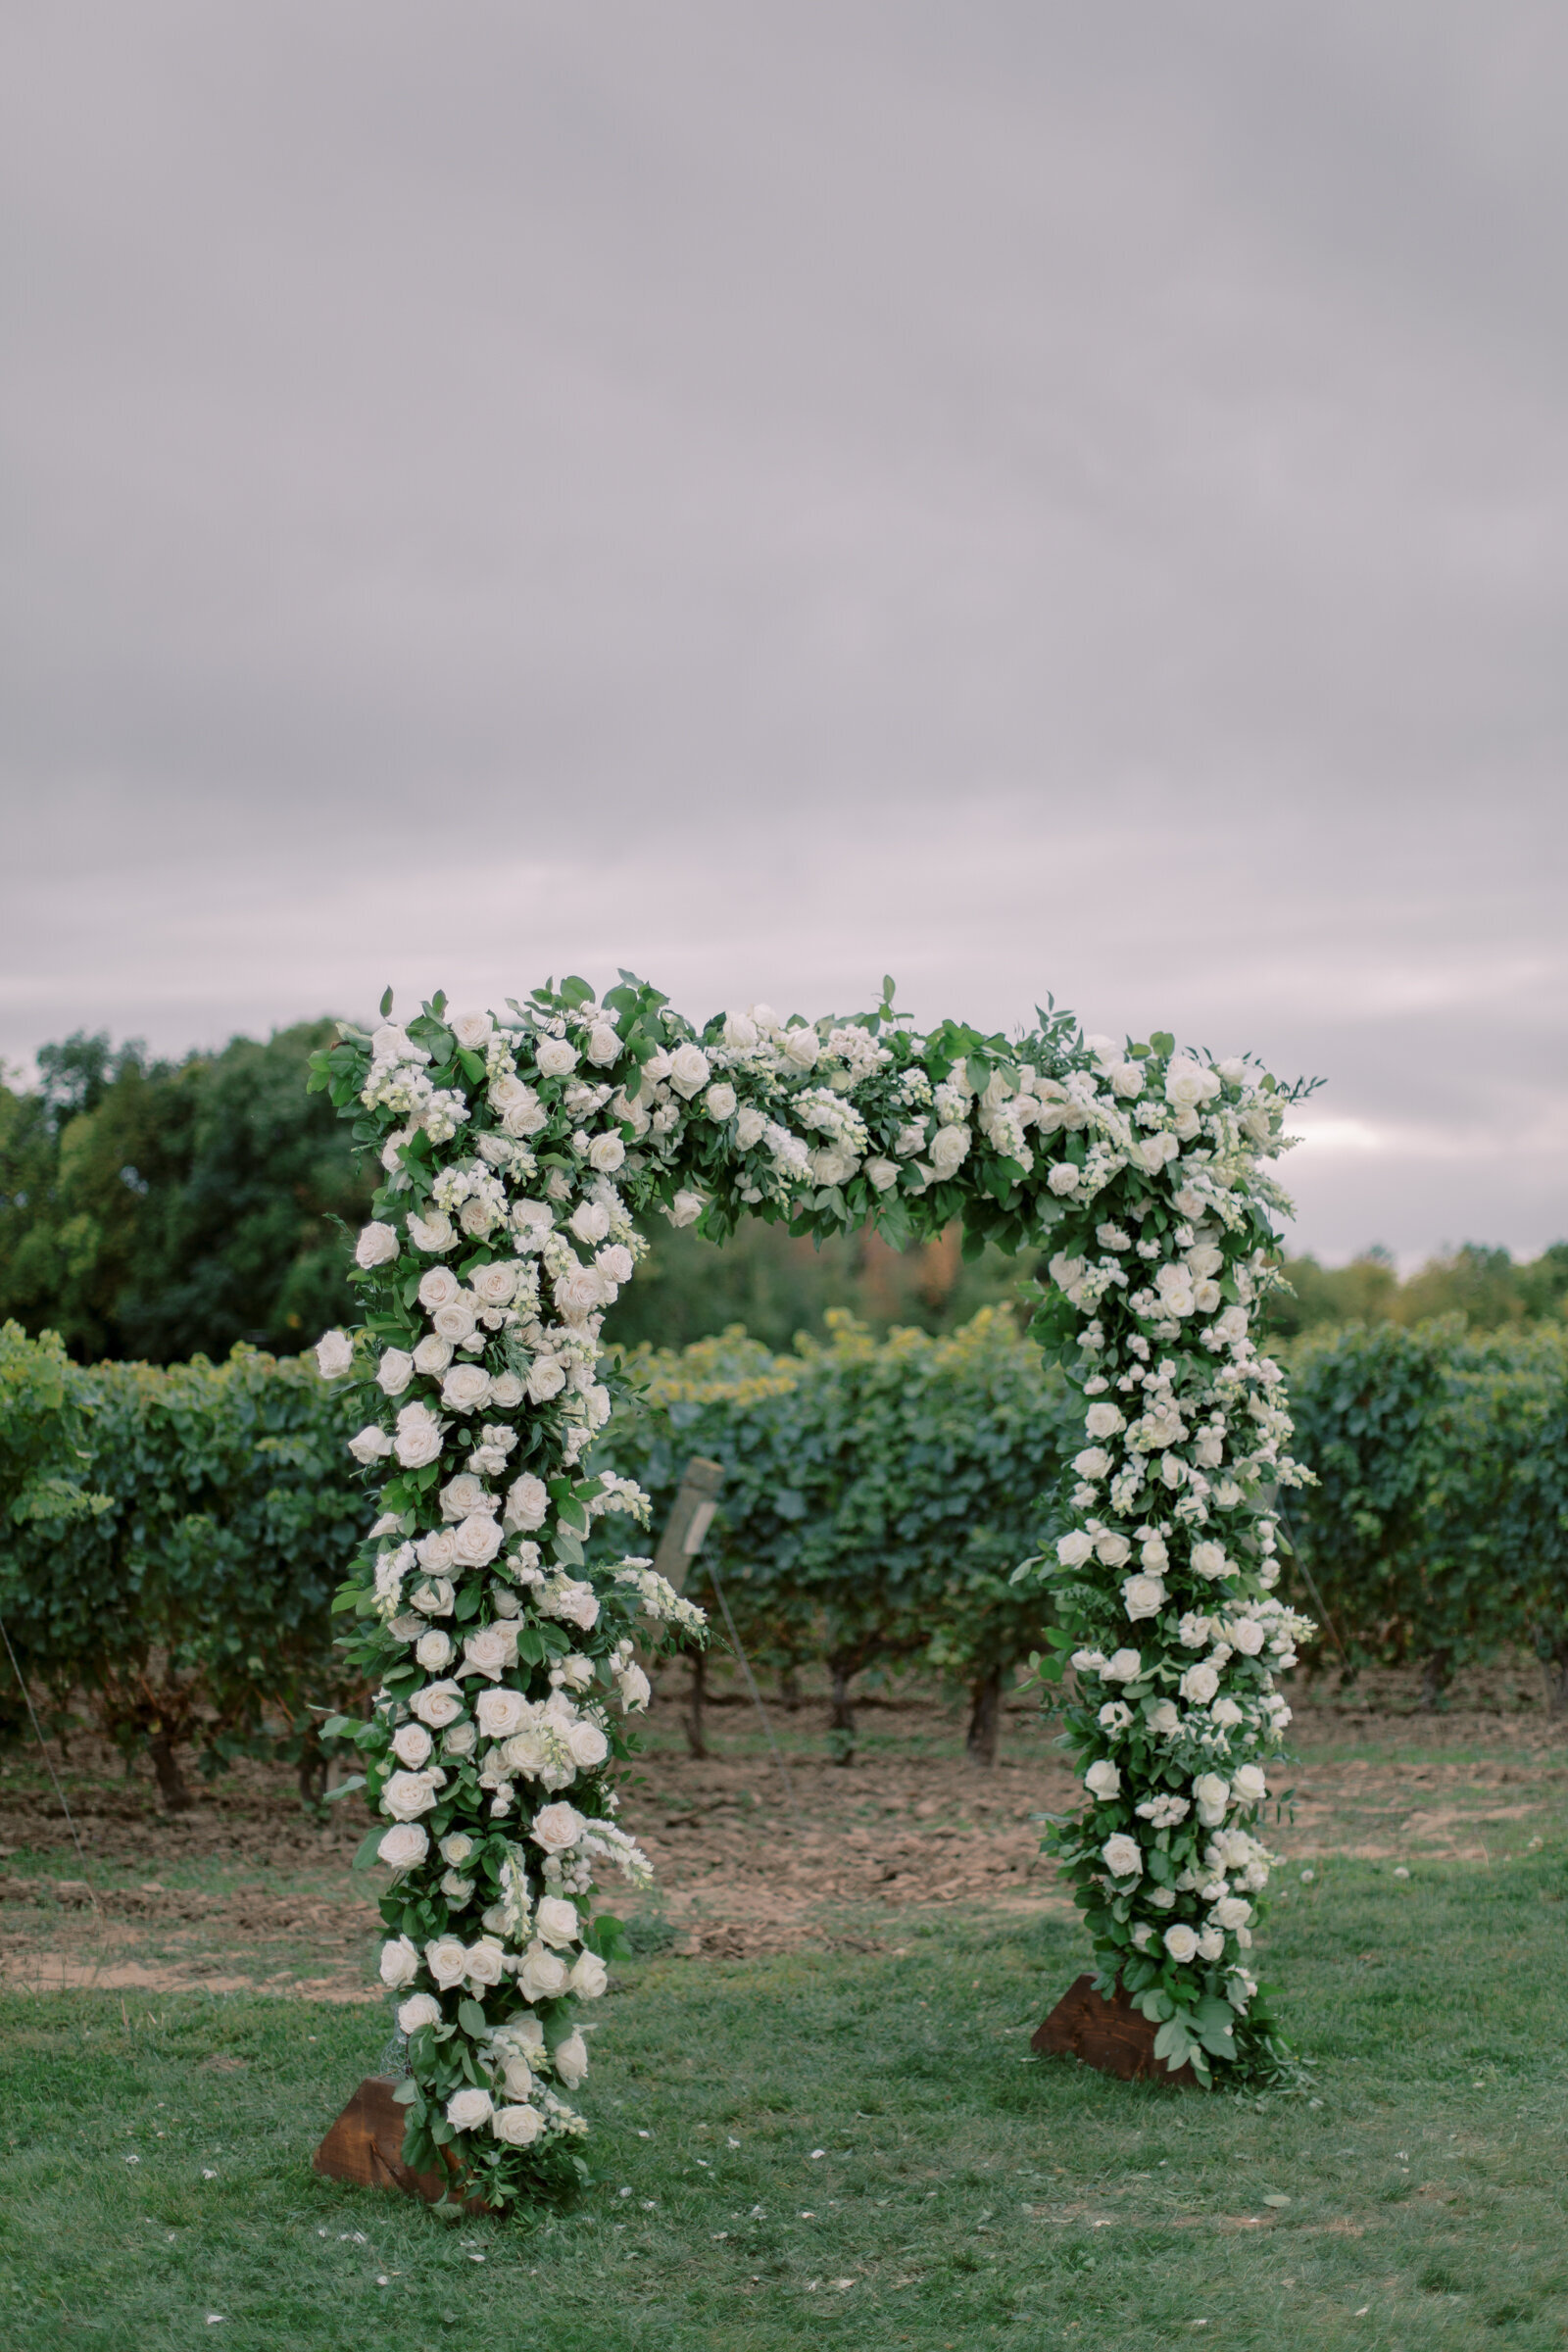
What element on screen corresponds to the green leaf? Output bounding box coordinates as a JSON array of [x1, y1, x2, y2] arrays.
[[379, 985, 394, 1017], [323, 1774, 366, 1802], [458, 1999, 488, 2038]]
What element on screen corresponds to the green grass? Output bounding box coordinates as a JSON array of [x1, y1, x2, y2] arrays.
[[2, 1844, 1566, 2351]]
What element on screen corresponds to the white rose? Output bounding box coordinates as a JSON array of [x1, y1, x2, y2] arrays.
[[492, 2103, 543, 2146], [668, 1043, 711, 1099], [704, 1082, 738, 1121], [597, 1244, 634, 1285], [348, 1424, 393, 1465], [587, 1131, 625, 1172], [515, 1940, 570, 2001], [723, 1011, 759, 1050], [397, 1992, 442, 2034], [470, 1260, 518, 1306], [490, 1371, 525, 1408], [554, 2030, 589, 2088], [1190, 1543, 1231, 1580], [1231, 1763, 1267, 1804], [1085, 1401, 1125, 1440], [1103, 1648, 1143, 1683], [439, 1473, 491, 1521], [585, 1021, 622, 1067], [457, 1518, 507, 1575], [536, 1896, 580, 1948], [568, 1950, 609, 1999], [526, 1355, 566, 1404], [1101, 1834, 1143, 1880], [555, 1266, 609, 1323], [355, 1221, 400, 1269], [395, 1402, 445, 1469], [1095, 1532, 1131, 1567], [391, 1723, 433, 1768], [413, 1334, 453, 1377], [1140, 1133, 1180, 1174], [1107, 1061, 1145, 1100], [315, 1329, 355, 1378], [531, 1802, 585, 1855], [1229, 1620, 1265, 1656], [1085, 1760, 1121, 1800], [535, 1038, 578, 1078], [1049, 1162, 1081, 1196], [441, 1364, 493, 1416], [505, 1474, 550, 1532], [383, 1769, 442, 1820], [1163, 1923, 1200, 1963], [378, 1934, 420, 1988], [781, 1024, 819, 1069], [378, 1823, 429, 1870], [614, 1661, 652, 1712], [1056, 1531, 1095, 1568], [668, 1190, 705, 1228], [439, 1833, 473, 1865], [1211, 1896, 1252, 1931], [376, 1348, 415, 1397], [1122, 1574, 1166, 1622], [1194, 1772, 1232, 1825], [446, 2085, 493, 2133], [1180, 1660, 1220, 1704], [863, 1156, 900, 1193], [503, 1095, 549, 1139], [416, 1631, 456, 1672], [432, 1298, 477, 1345], [500, 2055, 535, 2099], [407, 1209, 458, 1254], [1147, 1699, 1181, 1736], [411, 1679, 466, 1729], [465, 1937, 507, 1988], [564, 1717, 609, 1769], [464, 1625, 514, 1681], [564, 1200, 610, 1247], [1073, 1447, 1111, 1481], [448, 1009, 494, 1052], [1211, 1697, 1244, 1729], [928, 1124, 970, 1178], [734, 1105, 766, 1150], [476, 1687, 529, 1739]]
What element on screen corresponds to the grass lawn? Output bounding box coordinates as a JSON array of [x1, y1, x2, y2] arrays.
[[2, 1838, 1566, 2352]]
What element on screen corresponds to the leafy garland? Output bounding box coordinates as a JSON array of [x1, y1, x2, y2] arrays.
[[308, 971, 1316, 2205]]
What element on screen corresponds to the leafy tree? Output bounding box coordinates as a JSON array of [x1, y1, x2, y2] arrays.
[[0, 1023, 374, 1362], [1262, 1240, 1568, 1340]]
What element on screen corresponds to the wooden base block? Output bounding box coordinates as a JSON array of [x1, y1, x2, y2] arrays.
[[1032, 1974, 1196, 2088], [313, 2076, 491, 2211]]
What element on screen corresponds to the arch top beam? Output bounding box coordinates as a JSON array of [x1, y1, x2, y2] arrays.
[[310, 974, 1317, 2203]]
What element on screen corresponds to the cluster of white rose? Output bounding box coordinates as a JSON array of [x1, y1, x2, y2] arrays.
[[313, 982, 1310, 2188]]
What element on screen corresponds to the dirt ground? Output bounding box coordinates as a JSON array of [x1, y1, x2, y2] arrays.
[[2, 1658, 1565, 2001]]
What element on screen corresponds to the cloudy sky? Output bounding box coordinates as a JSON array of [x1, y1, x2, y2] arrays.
[[3, 2, 1563, 1265]]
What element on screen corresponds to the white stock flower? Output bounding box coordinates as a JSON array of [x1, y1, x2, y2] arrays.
[[1101, 1834, 1143, 1880], [355, 1222, 400, 1269], [378, 1823, 429, 1870], [315, 1329, 354, 1377], [1085, 1760, 1121, 1799]]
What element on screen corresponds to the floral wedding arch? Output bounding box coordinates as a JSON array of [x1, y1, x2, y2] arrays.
[[309, 973, 1314, 2208]]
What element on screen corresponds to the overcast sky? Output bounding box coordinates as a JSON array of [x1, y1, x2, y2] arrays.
[[3, 2, 1564, 1266]]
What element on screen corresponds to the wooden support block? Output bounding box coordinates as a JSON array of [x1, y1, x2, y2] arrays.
[[1032, 1974, 1196, 2088], [313, 2076, 491, 2211]]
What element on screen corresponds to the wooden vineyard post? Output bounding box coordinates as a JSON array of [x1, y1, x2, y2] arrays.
[[1031, 1975, 1197, 2088]]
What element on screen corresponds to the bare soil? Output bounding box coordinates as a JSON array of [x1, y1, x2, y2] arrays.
[[2, 1658, 1564, 1999]]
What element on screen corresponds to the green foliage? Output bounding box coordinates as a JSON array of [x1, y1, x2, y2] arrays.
[[1283, 1318, 1568, 1695], [1263, 1240, 1568, 1340], [603, 1308, 1077, 1721], [0, 1332, 368, 1794], [0, 1023, 375, 1363]]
